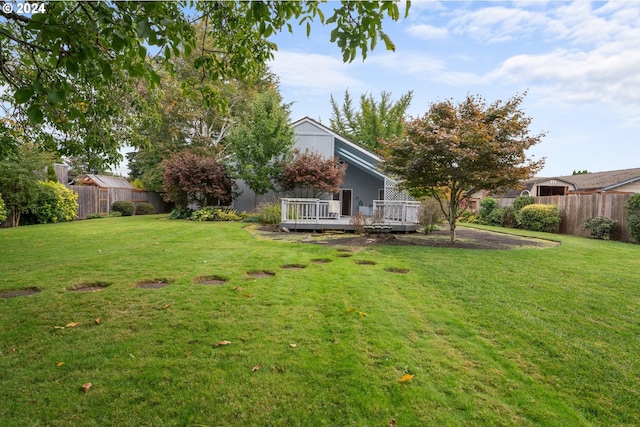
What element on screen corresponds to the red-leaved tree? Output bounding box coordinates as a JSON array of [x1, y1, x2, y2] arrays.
[[162, 151, 234, 208], [277, 150, 347, 198]]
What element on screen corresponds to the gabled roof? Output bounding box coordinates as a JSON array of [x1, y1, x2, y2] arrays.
[[291, 117, 385, 180], [78, 174, 134, 189], [557, 168, 640, 191], [496, 167, 640, 197]]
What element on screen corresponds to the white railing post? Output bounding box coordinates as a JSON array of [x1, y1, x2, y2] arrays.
[[281, 198, 287, 223]]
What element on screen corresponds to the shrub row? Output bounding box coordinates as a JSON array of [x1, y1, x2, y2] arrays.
[[110, 201, 155, 217]]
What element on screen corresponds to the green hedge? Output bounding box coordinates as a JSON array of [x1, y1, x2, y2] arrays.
[[625, 193, 640, 243], [135, 203, 155, 215], [111, 200, 135, 216], [517, 204, 561, 233]]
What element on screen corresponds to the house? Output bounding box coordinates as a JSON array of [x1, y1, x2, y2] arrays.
[[497, 167, 640, 199], [233, 117, 420, 232]]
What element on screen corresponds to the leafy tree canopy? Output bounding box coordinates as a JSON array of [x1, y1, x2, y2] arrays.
[[0, 143, 54, 227], [330, 89, 413, 151], [0, 1, 410, 168], [161, 150, 234, 209], [225, 89, 294, 203], [381, 93, 545, 243], [277, 149, 347, 198]]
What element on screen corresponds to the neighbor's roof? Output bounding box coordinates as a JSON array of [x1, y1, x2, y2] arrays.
[[496, 167, 640, 197], [78, 174, 134, 189], [557, 167, 640, 191]]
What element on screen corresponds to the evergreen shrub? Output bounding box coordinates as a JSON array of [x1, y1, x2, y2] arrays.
[[135, 203, 155, 215], [517, 204, 561, 233], [111, 200, 135, 216]]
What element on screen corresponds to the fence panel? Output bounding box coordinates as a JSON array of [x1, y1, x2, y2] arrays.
[[66, 186, 170, 219], [528, 193, 632, 242]]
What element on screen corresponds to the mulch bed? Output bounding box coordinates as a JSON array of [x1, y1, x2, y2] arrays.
[[250, 224, 559, 250]]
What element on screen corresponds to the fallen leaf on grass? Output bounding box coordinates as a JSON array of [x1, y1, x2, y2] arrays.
[[56, 362, 64, 367], [243, 294, 253, 298], [215, 340, 231, 346], [289, 343, 297, 348], [358, 311, 368, 318], [160, 304, 171, 310], [82, 382, 92, 393], [252, 362, 262, 372], [94, 318, 101, 325], [54, 326, 65, 329], [231, 286, 238, 291], [65, 322, 80, 328], [398, 374, 414, 382]]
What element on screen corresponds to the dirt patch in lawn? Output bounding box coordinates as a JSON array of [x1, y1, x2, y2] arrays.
[[68, 283, 110, 292], [281, 264, 307, 270], [385, 267, 410, 274], [1, 287, 41, 298], [194, 275, 228, 285], [137, 279, 171, 289], [247, 224, 558, 250], [246, 270, 276, 278]]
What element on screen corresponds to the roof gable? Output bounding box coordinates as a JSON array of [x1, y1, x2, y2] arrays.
[[291, 117, 385, 179]]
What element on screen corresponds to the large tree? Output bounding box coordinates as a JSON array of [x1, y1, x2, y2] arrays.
[[381, 93, 545, 244], [127, 26, 277, 192], [225, 89, 294, 207], [0, 1, 410, 167], [330, 89, 413, 151]]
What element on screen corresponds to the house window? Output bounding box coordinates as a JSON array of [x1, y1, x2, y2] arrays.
[[537, 186, 566, 196]]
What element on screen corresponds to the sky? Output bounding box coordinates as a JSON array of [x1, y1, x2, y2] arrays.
[[267, 0, 640, 178]]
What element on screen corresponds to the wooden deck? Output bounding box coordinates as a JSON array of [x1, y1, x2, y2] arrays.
[[279, 198, 421, 233]]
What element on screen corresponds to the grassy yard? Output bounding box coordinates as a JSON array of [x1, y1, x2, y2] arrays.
[[1, 216, 639, 426]]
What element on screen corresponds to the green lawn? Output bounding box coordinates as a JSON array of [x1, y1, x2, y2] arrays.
[[1, 216, 639, 426]]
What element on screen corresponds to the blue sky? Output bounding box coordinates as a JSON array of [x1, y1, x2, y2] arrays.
[[268, 1, 640, 177]]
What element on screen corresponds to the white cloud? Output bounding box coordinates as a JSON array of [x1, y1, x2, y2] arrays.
[[406, 24, 448, 40], [268, 51, 366, 95], [449, 6, 547, 43]]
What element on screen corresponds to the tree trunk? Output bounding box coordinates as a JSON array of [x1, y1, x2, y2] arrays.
[[449, 197, 457, 244], [449, 218, 456, 245]]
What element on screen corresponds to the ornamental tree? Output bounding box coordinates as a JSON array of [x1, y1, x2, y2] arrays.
[[277, 150, 347, 198], [161, 151, 234, 209], [381, 93, 545, 244]]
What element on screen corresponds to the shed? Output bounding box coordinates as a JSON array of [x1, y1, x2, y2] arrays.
[[75, 174, 134, 215]]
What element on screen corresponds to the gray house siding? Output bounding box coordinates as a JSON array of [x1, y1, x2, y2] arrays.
[[339, 160, 384, 215], [293, 121, 334, 158], [231, 117, 389, 213]]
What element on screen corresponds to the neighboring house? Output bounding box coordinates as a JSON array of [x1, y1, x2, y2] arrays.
[[234, 116, 405, 214], [497, 167, 640, 198]]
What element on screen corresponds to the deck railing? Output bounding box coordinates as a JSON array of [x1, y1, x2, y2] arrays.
[[281, 198, 341, 223], [372, 200, 421, 224]]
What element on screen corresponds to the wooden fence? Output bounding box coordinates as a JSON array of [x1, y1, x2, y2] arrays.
[[497, 193, 633, 242], [67, 186, 171, 219]]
